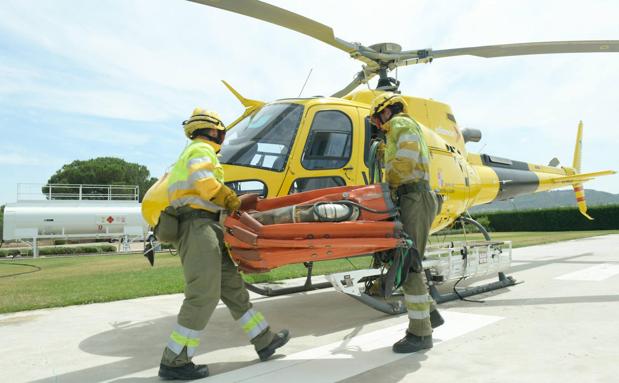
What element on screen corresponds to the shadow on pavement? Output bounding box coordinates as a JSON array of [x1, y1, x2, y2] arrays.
[[30, 290, 398, 382]]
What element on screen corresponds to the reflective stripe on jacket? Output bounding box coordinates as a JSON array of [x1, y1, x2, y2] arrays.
[[167, 139, 225, 212], [384, 114, 430, 187]]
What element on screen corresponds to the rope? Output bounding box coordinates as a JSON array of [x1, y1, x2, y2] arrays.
[[368, 139, 384, 184], [453, 276, 485, 303]]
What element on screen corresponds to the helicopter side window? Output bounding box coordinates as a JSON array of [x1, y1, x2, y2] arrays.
[[288, 176, 346, 194], [225, 180, 268, 197], [301, 110, 352, 170]]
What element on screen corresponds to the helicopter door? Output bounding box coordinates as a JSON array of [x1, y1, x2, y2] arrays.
[[283, 106, 359, 194]]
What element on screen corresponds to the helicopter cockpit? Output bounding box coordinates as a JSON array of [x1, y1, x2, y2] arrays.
[[221, 96, 366, 198], [220, 102, 303, 173]]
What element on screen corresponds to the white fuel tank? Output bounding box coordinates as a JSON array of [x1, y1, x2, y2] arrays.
[[2, 200, 147, 241]]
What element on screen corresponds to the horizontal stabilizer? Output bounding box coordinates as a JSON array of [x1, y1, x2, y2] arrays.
[[550, 170, 616, 184], [221, 80, 265, 130]]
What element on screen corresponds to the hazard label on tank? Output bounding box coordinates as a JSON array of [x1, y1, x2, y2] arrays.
[[98, 216, 127, 225]]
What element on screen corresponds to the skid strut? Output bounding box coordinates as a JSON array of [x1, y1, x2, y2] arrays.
[[325, 269, 405, 314], [245, 261, 332, 296]]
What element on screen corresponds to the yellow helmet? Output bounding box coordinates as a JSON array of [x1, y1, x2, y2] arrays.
[[369, 92, 409, 117], [182, 108, 225, 139]]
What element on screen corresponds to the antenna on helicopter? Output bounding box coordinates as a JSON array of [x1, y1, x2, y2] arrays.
[[298, 68, 313, 97]]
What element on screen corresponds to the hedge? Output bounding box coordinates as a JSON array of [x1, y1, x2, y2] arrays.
[[0, 245, 117, 257], [472, 204, 619, 232]]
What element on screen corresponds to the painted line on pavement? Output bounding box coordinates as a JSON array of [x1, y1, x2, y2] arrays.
[[555, 263, 619, 281], [207, 311, 503, 383]]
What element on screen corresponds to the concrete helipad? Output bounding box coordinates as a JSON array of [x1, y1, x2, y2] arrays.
[[1, 235, 618, 383]]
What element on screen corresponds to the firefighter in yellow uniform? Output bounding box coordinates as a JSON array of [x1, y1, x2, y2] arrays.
[[157, 108, 289, 380], [370, 93, 444, 353]]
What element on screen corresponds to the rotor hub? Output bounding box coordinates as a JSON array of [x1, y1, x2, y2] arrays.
[[368, 42, 402, 55]]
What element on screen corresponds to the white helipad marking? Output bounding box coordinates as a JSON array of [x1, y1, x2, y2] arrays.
[[555, 264, 619, 281], [207, 311, 502, 383]]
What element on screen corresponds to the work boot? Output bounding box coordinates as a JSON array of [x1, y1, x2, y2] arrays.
[[430, 309, 444, 329], [257, 329, 290, 361], [158, 362, 209, 380], [392, 332, 433, 353]]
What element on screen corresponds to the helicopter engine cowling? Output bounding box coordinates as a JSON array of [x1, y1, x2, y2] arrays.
[[462, 128, 482, 143]]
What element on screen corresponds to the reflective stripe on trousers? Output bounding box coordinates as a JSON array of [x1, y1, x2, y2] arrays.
[[405, 293, 432, 320], [167, 324, 201, 357], [237, 308, 269, 339]]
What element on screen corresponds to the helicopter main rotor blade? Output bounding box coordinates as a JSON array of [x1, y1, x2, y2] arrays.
[[391, 40, 619, 66], [188, 0, 377, 67], [430, 40, 619, 59]]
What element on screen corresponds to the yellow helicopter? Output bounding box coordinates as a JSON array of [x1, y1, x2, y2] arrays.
[[149, 1, 618, 305], [189, 0, 616, 233]]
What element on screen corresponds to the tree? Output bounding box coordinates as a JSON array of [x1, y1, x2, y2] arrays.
[[43, 157, 157, 201]]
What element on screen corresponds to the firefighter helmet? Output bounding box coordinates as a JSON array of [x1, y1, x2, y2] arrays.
[[182, 108, 226, 139], [369, 92, 409, 118]]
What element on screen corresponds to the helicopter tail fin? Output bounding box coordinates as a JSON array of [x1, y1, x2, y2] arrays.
[[572, 121, 583, 173], [552, 122, 614, 191], [221, 80, 265, 130], [571, 121, 593, 220]]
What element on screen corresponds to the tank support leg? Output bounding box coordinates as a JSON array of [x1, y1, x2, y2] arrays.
[[245, 261, 332, 296]]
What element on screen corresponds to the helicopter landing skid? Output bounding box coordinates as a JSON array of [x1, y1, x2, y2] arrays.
[[327, 239, 518, 315], [326, 269, 517, 315], [244, 261, 332, 296], [427, 270, 517, 304]]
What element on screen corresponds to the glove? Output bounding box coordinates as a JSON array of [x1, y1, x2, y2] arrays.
[[238, 193, 260, 211], [211, 185, 240, 213], [376, 141, 386, 160], [224, 192, 241, 213]]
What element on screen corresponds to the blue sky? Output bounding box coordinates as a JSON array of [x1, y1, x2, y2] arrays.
[[1, 0, 618, 205]]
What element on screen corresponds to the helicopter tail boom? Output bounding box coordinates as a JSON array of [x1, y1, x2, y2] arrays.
[[469, 121, 615, 211]]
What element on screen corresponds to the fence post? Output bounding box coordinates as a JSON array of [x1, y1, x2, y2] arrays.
[[33, 237, 39, 258]]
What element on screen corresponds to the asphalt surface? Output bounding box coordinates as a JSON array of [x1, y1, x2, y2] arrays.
[[1, 234, 618, 383]]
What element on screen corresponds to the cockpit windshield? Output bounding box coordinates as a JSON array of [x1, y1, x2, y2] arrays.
[[219, 103, 304, 172]]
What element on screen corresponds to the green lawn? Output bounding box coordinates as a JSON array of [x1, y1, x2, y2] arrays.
[[1, 230, 616, 314]]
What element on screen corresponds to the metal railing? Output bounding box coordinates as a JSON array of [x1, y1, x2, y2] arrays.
[[17, 183, 139, 201]]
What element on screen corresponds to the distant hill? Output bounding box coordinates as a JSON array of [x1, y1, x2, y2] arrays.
[[470, 189, 619, 214]]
